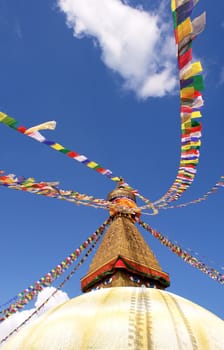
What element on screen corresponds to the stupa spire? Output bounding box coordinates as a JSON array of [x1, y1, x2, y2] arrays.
[[81, 186, 170, 292]]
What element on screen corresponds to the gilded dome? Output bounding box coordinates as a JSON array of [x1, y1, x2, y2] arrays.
[[107, 186, 136, 203], [3, 287, 224, 350]]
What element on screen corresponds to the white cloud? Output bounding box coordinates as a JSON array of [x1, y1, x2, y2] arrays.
[[57, 0, 177, 99], [0, 287, 69, 348]]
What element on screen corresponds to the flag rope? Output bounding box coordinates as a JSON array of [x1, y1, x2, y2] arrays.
[[0, 217, 112, 322], [0, 225, 108, 344], [137, 218, 224, 285], [154, 0, 206, 206]]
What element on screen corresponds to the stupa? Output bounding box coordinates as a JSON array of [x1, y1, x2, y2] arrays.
[[3, 187, 224, 349]]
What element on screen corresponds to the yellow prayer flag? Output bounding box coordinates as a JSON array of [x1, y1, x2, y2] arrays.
[[176, 17, 192, 43], [171, 0, 176, 11], [190, 140, 201, 147], [176, 179, 186, 184], [180, 159, 199, 165], [111, 177, 122, 182], [171, 0, 186, 11], [181, 145, 191, 151], [189, 61, 203, 77], [181, 120, 191, 131], [87, 161, 99, 169], [50, 143, 64, 151], [180, 87, 194, 99], [191, 111, 202, 118], [181, 61, 203, 80], [176, 189, 184, 193], [182, 118, 191, 126], [0, 112, 7, 121]]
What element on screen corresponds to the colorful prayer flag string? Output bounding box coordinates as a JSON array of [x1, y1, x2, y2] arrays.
[[0, 170, 110, 211], [0, 1, 208, 214], [0, 114, 157, 214], [0, 170, 156, 216], [137, 218, 224, 285], [0, 229, 107, 344], [0, 217, 112, 322], [0, 112, 122, 183], [154, 0, 205, 206], [139, 176, 224, 210], [159, 176, 224, 209]]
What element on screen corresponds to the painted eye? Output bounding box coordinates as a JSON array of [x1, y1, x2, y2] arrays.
[[104, 277, 113, 285]]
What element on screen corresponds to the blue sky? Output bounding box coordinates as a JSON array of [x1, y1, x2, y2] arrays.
[[0, 0, 224, 338]]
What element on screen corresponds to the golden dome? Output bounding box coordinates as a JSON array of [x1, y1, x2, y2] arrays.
[[107, 186, 136, 203], [3, 287, 224, 349], [107, 186, 140, 217]]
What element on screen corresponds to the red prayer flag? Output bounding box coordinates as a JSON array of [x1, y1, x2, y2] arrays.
[[181, 106, 192, 113], [67, 151, 79, 158], [17, 126, 27, 133], [178, 48, 192, 69]]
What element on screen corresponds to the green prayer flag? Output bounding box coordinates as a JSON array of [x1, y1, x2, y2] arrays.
[[172, 11, 177, 28], [1, 116, 17, 127], [59, 148, 70, 154], [191, 120, 200, 127], [192, 75, 204, 91]]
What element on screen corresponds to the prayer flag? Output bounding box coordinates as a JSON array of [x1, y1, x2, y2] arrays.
[[192, 12, 206, 36], [178, 48, 192, 69], [25, 121, 56, 134], [176, 17, 193, 43]]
